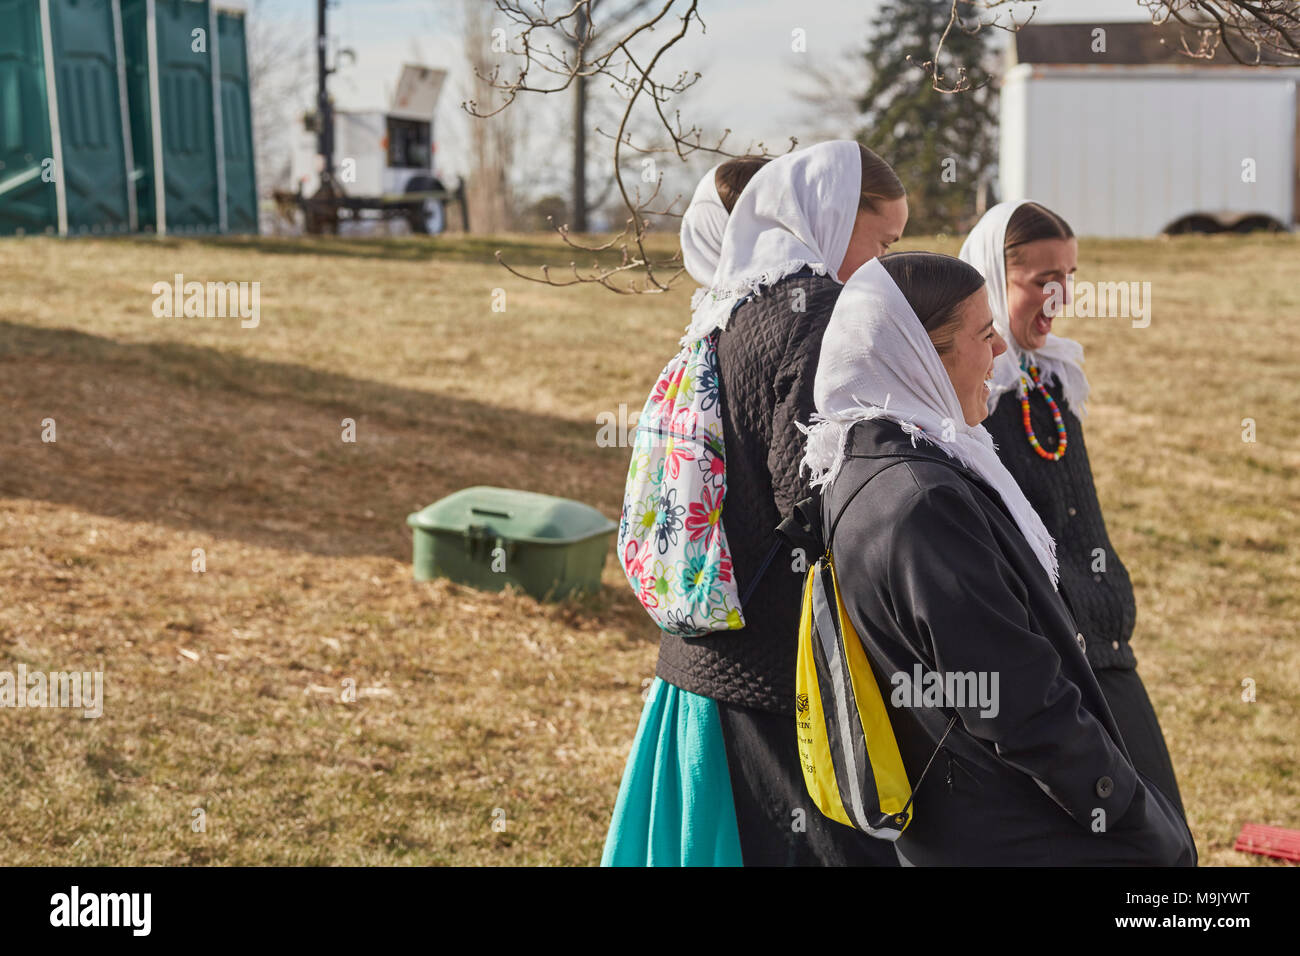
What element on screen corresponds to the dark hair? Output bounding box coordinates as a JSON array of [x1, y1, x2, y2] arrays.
[[714, 157, 771, 213], [879, 252, 986, 354], [858, 143, 906, 214], [1004, 202, 1074, 266]]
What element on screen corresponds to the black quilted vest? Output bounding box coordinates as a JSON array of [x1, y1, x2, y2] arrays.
[[655, 269, 842, 715], [983, 382, 1139, 670]]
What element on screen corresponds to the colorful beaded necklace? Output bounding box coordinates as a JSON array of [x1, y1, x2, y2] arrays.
[[1018, 360, 1068, 461]]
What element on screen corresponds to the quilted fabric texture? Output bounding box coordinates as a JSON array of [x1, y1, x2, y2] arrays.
[[984, 388, 1139, 671], [656, 269, 843, 715]]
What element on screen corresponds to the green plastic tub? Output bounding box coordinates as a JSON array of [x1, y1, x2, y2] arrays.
[[406, 486, 617, 600]]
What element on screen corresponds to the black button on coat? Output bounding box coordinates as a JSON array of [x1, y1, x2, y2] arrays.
[[823, 419, 1196, 865]]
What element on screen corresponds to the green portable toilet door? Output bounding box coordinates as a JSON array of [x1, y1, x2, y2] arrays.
[[154, 0, 219, 233], [118, 0, 155, 230], [217, 9, 255, 233], [0, 0, 58, 235], [47, 0, 134, 234]]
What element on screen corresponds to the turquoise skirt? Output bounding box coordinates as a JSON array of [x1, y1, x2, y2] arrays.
[[600, 677, 744, 866]]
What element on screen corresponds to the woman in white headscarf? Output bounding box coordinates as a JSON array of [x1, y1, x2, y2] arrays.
[[604, 140, 909, 867], [800, 252, 1196, 865], [678, 157, 770, 289], [959, 201, 1187, 823]]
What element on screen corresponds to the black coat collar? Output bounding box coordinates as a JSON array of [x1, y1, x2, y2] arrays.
[[839, 418, 1014, 525], [845, 417, 974, 475]]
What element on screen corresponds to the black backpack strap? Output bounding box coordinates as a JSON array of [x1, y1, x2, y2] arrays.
[[739, 485, 824, 609], [820, 454, 961, 807], [826, 456, 958, 552], [743, 454, 969, 610], [776, 495, 823, 553], [743, 457, 929, 608], [740, 535, 784, 607], [898, 714, 958, 823]]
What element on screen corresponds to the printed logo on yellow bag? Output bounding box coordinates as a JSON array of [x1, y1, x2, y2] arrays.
[[795, 554, 914, 840]]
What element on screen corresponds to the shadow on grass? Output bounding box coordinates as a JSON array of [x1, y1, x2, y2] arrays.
[[90, 233, 684, 270], [0, 320, 635, 578]]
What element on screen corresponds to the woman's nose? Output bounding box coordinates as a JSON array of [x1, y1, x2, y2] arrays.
[[992, 332, 1008, 356]]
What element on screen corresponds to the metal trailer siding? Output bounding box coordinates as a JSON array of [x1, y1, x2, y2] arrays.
[[1001, 65, 1297, 237], [998, 64, 1028, 205], [46, 0, 133, 234], [0, 0, 57, 234], [216, 8, 255, 232], [291, 111, 388, 198], [338, 111, 387, 197]]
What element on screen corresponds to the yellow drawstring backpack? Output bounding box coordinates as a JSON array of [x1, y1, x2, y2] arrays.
[[790, 471, 956, 840]]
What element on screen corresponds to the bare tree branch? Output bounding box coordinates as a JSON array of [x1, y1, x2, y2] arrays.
[[1142, 0, 1300, 65], [460, 0, 1300, 294], [464, 0, 759, 293]]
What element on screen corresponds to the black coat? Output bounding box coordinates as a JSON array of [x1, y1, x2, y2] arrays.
[[656, 268, 841, 714], [985, 382, 1187, 818], [984, 387, 1137, 670], [823, 418, 1197, 865]]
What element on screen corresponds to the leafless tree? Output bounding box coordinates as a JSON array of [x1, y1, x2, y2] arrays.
[[464, 0, 1300, 293], [464, 0, 798, 293], [246, 0, 313, 196], [790, 47, 876, 142], [464, 0, 519, 233], [914, 2, 1299, 93], [568, 0, 659, 232], [1140, 0, 1300, 63]]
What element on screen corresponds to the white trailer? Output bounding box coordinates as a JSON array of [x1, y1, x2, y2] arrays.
[[1000, 63, 1299, 237], [293, 109, 438, 194], [289, 63, 452, 233]]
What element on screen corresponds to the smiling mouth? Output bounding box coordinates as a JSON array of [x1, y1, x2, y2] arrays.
[[1034, 313, 1052, 336]]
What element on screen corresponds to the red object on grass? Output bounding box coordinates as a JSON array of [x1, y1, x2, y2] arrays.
[[1234, 823, 1300, 862]]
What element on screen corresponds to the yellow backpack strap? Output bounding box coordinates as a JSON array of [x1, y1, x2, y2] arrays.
[[796, 566, 854, 829], [797, 459, 961, 836], [808, 554, 887, 830]]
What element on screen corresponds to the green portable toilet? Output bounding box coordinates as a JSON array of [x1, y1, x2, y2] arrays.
[[121, 0, 254, 235], [0, 0, 135, 236], [0, 0, 57, 235], [118, 0, 152, 229], [407, 487, 618, 601], [215, 6, 255, 232], [121, 0, 219, 234], [0, 0, 254, 237]]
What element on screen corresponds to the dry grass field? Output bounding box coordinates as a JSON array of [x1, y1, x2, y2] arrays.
[[0, 231, 1296, 865]]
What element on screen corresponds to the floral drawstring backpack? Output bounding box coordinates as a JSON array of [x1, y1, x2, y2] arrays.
[[617, 330, 779, 637]]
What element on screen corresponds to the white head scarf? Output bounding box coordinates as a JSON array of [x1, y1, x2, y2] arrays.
[[679, 164, 728, 287], [801, 257, 1059, 589], [681, 140, 862, 345], [958, 200, 1090, 419]]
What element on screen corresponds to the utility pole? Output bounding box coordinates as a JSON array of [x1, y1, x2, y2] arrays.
[[571, 3, 588, 233], [316, 0, 335, 193]]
